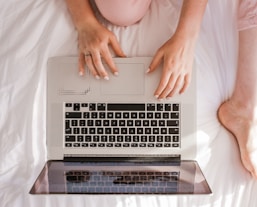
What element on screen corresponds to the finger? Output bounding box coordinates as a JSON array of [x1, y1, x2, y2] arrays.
[[166, 75, 184, 98], [101, 46, 119, 76], [158, 74, 178, 99], [84, 54, 100, 79], [91, 51, 109, 80], [109, 35, 126, 57], [154, 64, 174, 99], [78, 53, 85, 76], [179, 73, 191, 94], [147, 50, 163, 73]]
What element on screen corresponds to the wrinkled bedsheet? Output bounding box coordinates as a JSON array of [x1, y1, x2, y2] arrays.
[[1, 0, 257, 206]]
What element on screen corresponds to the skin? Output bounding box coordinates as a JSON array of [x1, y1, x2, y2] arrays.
[[218, 27, 257, 179], [65, 0, 208, 98]]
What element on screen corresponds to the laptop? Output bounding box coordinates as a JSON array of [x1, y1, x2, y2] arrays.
[[30, 56, 211, 194]]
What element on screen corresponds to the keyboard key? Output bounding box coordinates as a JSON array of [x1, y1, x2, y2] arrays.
[[79, 120, 86, 126], [139, 143, 146, 147], [147, 112, 154, 119], [65, 103, 72, 107], [65, 135, 75, 142], [167, 120, 179, 126], [165, 136, 172, 142], [125, 136, 131, 142], [133, 136, 140, 142], [97, 103, 106, 111], [121, 128, 127, 134], [173, 136, 179, 142], [107, 112, 114, 119], [111, 120, 118, 126], [165, 104, 171, 111], [157, 104, 164, 111], [149, 136, 155, 142], [65, 143, 72, 147], [84, 112, 90, 118], [89, 103, 96, 111], [119, 120, 126, 126], [173, 104, 179, 111], [82, 143, 88, 147], [115, 112, 122, 118], [157, 136, 163, 142], [71, 120, 78, 126], [101, 136, 108, 142], [66, 112, 82, 119], [131, 112, 137, 119], [99, 112, 106, 118], [135, 120, 141, 126], [65, 128, 72, 134], [147, 103, 155, 111], [123, 143, 130, 147], [171, 113, 179, 119], [85, 136, 92, 142], [73, 103, 80, 111], [169, 128, 179, 134], [127, 120, 133, 126], [103, 120, 110, 126], [73, 143, 81, 147], [117, 136, 123, 142], [139, 113, 145, 119], [163, 112, 169, 119], [123, 112, 129, 119], [115, 143, 122, 147], [77, 136, 84, 142]]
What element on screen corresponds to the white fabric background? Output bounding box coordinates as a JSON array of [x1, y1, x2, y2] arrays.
[[1, 0, 257, 206]]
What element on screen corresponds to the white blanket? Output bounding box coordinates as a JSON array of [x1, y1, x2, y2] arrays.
[[1, 0, 257, 206]]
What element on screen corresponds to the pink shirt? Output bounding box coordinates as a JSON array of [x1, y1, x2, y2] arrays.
[[94, 0, 257, 31], [94, 0, 152, 26]]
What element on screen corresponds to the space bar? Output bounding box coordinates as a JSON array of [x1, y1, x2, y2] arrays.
[[107, 103, 145, 111]]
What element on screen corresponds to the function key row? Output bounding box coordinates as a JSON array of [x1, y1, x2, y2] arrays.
[[65, 103, 180, 112]]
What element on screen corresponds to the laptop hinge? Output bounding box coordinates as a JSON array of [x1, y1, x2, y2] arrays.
[[63, 155, 181, 162]]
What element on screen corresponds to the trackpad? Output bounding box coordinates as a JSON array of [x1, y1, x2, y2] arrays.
[[101, 63, 145, 95]]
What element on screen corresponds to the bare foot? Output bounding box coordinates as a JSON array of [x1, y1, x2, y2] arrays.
[[218, 100, 257, 178]]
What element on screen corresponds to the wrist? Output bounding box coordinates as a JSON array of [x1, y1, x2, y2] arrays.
[[76, 17, 99, 31]]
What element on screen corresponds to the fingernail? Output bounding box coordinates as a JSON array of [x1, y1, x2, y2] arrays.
[[95, 75, 100, 80], [114, 72, 119, 76], [145, 68, 151, 74], [104, 76, 109, 81], [79, 71, 84, 76], [154, 95, 159, 99]]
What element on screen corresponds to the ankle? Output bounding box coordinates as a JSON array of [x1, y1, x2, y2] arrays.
[[228, 98, 257, 121]]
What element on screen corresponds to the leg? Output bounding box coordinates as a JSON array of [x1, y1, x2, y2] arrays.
[[218, 27, 257, 178]]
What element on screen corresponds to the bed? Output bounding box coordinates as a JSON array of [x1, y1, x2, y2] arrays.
[[1, 0, 257, 206]]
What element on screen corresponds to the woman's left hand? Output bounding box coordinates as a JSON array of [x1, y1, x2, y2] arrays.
[[147, 32, 196, 100]]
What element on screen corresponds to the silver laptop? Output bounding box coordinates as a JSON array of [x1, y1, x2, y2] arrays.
[[30, 56, 211, 194]]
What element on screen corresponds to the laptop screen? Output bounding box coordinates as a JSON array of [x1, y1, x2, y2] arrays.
[[30, 159, 211, 194]]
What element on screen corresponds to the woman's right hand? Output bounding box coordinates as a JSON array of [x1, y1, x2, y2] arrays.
[[77, 22, 126, 80]]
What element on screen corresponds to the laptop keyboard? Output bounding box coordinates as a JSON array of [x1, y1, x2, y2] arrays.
[[65, 170, 180, 194], [64, 103, 180, 148]]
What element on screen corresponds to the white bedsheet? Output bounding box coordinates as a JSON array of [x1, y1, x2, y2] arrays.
[[1, 0, 257, 206]]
